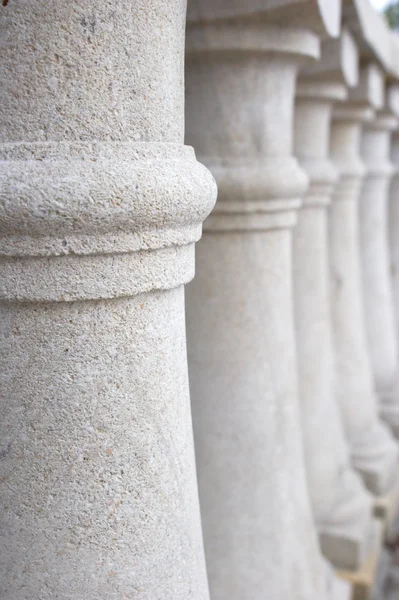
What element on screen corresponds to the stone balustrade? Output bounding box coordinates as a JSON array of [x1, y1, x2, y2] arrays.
[[1, 1, 399, 599]]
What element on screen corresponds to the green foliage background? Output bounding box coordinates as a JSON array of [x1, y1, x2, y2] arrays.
[[385, 1, 399, 29]]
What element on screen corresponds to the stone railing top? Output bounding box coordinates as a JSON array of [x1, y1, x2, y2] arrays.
[[342, 0, 392, 72], [301, 27, 359, 88], [186, 20, 320, 62], [296, 80, 348, 103], [187, 0, 341, 37]]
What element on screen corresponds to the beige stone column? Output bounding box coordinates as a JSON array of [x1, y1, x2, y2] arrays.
[[329, 64, 398, 496], [185, 4, 361, 598], [0, 2, 216, 599], [359, 97, 399, 439], [294, 30, 377, 570]]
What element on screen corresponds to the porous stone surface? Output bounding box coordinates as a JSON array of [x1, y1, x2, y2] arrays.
[[185, 7, 339, 599], [0, 291, 210, 600], [294, 62, 375, 570], [329, 66, 398, 496], [0, 1, 216, 598]]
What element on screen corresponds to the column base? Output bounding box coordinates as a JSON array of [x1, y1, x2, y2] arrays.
[[323, 562, 352, 600], [336, 519, 384, 600], [380, 385, 399, 439], [350, 421, 399, 496], [319, 470, 374, 570]]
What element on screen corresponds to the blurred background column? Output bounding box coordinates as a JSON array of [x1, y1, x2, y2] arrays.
[[389, 89, 399, 411], [329, 64, 398, 497], [185, 2, 345, 599], [0, 1, 216, 598], [293, 29, 376, 572], [359, 86, 399, 440]]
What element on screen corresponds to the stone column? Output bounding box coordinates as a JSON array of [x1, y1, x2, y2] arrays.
[[293, 30, 376, 571], [389, 110, 399, 359], [329, 64, 398, 496], [359, 96, 399, 439], [185, 6, 362, 598], [0, 2, 216, 599]]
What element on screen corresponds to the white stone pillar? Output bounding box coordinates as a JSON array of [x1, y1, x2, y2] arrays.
[[359, 90, 399, 439], [329, 64, 398, 496], [293, 30, 376, 570], [0, 2, 216, 599], [185, 5, 358, 598], [389, 97, 399, 366]]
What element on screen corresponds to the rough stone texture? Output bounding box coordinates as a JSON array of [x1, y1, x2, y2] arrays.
[[185, 8, 341, 599], [0, 292, 209, 600], [0, 1, 216, 598], [329, 66, 398, 496], [294, 65, 375, 571], [359, 113, 399, 441]]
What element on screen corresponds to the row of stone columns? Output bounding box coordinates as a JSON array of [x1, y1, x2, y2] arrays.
[[293, 34, 375, 573], [1, 0, 399, 599], [185, 14, 330, 599]]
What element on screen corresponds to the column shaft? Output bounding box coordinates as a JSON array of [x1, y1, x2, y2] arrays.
[[359, 116, 399, 437], [0, 2, 216, 598], [330, 109, 398, 494], [185, 15, 333, 600], [389, 132, 399, 363], [294, 87, 374, 570]]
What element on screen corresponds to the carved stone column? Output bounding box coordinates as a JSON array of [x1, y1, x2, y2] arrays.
[[293, 30, 376, 570], [389, 88, 399, 374], [359, 87, 399, 439], [329, 64, 398, 496], [185, 4, 361, 598], [0, 2, 216, 599]]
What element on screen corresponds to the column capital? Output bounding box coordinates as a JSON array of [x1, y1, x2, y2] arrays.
[[301, 27, 358, 88], [346, 63, 385, 112], [295, 29, 360, 207], [187, 0, 342, 38], [331, 64, 383, 179], [186, 20, 320, 63]]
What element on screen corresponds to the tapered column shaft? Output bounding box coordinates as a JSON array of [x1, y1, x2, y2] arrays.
[[0, 2, 216, 598], [389, 131, 399, 359], [360, 114, 399, 438], [329, 65, 398, 492], [185, 13, 335, 599], [294, 80, 375, 570]]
